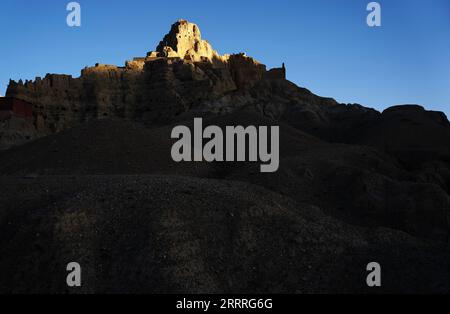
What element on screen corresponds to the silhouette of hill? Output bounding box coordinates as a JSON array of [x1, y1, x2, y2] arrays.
[[1, 20, 450, 293]]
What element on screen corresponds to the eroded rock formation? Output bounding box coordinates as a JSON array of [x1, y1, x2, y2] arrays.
[[4, 19, 285, 139]]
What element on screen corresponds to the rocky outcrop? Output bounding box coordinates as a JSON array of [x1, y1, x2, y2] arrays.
[[4, 19, 285, 143], [154, 19, 218, 63]]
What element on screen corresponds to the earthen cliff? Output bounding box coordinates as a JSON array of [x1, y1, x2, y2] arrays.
[[5, 19, 285, 137]]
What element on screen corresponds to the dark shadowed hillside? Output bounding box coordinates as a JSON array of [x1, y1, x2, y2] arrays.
[[1, 19, 450, 294], [1, 175, 450, 294]]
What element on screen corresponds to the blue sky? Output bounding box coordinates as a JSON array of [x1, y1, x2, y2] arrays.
[[1, 0, 449, 115]]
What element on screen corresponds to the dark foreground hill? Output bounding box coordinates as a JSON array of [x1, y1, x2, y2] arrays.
[[1, 175, 450, 294], [0, 115, 450, 293]]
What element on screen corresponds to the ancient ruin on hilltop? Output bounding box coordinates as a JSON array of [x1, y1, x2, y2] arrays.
[[5, 19, 286, 137]]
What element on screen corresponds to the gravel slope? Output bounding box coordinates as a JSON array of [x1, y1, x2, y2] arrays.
[[1, 175, 450, 294], [0, 116, 449, 293]]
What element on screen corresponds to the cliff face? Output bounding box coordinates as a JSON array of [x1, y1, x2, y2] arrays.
[[5, 19, 285, 136]]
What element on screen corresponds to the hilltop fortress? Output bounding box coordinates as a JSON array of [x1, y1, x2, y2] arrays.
[[5, 19, 286, 137]]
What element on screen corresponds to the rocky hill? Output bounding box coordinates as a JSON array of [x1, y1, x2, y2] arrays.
[[4, 19, 284, 137], [1, 20, 450, 293]]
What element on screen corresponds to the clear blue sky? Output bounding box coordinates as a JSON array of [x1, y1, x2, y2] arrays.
[[1, 0, 449, 115]]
